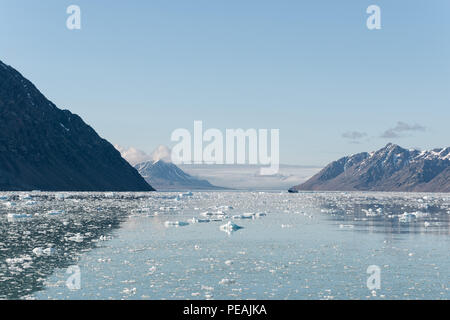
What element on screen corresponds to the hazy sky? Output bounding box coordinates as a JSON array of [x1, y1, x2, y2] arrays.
[[1, 0, 449, 165]]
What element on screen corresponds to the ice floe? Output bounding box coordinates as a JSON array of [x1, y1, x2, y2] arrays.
[[46, 210, 65, 216], [33, 247, 57, 256], [66, 233, 84, 243], [219, 278, 236, 285], [4, 202, 17, 208], [164, 221, 189, 227], [189, 217, 211, 224], [7, 213, 33, 221], [398, 213, 415, 223], [220, 221, 243, 234]]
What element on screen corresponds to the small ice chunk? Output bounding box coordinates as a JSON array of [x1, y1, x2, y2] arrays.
[[43, 248, 56, 256], [411, 211, 429, 218], [398, 212, 415, 223], [232, 213, 254, 220], [20, 194, 33, 200], [32, 247, 44, 256], [339, 224, 354, 229], [122, 288, 137, 295], [220, 221, 243, 234], [363, 209, 379, 217], [219, 278, 236, 285], [7, 213, 33, 221], [212, 214, 228, 220], [164, 221, 189, 227], [6, 255, 32, 265], [201, 285, 214, 291], [105, 192, 116, 199], [4, 202, 17, 208], [224, 260, 233, 266], [190, 217, 211, 224], [46, 210, 65, 216], [131, 207, 153, 214], [55, 193, 65, 201], [67, 233, 84, 242]]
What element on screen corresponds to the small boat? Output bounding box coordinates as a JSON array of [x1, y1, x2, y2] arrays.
[[288, 188, 299, 194]]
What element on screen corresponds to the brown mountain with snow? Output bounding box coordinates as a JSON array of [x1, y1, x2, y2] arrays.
[[291, 144, 450, 193]]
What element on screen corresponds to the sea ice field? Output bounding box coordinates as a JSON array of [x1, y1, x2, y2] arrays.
[[0, 191, 449, 300]]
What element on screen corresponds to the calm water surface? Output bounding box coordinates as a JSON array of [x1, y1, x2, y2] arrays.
[[0, 191, 448, 300]]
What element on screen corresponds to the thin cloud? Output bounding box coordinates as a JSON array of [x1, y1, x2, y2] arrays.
[[342, 131, 368, 140], [380, 122, 426, 139]]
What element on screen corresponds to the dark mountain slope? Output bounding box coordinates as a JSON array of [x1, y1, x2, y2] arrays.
[[0, 60, 154, 191]]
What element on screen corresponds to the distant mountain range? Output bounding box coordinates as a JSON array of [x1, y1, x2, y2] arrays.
[[0, 59, 154, 191], [135, 160, 223, 191], [291, 143, 450, 193], [117, 145, 323, 191], [180, 164, 321, 191]]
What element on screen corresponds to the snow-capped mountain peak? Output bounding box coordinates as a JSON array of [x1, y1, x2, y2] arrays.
[[292, 143, 450, 192], [135, 160, 223, 191]]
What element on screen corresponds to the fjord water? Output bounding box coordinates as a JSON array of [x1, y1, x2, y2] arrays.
[[0, 192, 448, 300]]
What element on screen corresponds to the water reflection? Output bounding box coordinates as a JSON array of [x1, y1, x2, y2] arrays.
[[314, 192, 450, 235], [0, 193, 135, 299]]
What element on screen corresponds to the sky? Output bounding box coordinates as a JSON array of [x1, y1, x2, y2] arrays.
[[1, 0, 449, 166]]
